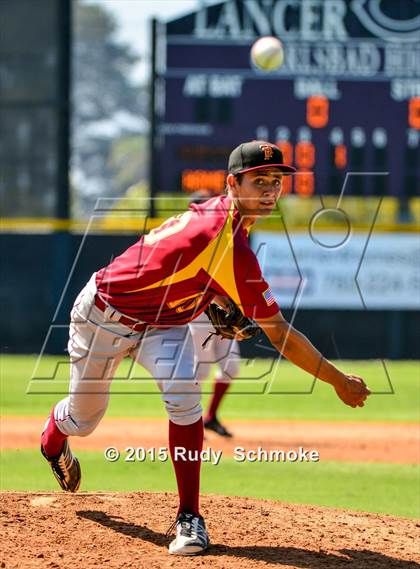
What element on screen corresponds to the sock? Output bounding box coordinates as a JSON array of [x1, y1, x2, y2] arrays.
[[205, 380, 230, 422], [169, 418, 203, 516], [41, 408, 67, 457]]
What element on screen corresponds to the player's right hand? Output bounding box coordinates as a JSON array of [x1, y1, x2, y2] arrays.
[[334, 374, 371, 408]]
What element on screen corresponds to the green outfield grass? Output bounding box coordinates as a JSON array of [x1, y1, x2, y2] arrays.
[[1, 355, 419, 422], [1, 450, 419, 519], [1, 355, 418, 518]]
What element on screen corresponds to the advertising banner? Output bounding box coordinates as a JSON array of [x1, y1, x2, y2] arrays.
[[252, 231, 420, 310]]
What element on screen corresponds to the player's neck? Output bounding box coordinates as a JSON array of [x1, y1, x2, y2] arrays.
[[231, 200, 257, 230], [240, 216, 257, 230]]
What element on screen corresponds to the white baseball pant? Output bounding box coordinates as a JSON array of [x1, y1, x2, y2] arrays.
[[188, 312, 241, 384], [54, 274, 202, 436]]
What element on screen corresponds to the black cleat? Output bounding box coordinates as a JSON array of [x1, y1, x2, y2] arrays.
[[41, 439, 81, 493], [204, 417, 233, 438], [168, 512, 210, 555]]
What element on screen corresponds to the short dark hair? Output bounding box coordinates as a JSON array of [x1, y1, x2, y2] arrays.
[[224, 172, 244, 194]]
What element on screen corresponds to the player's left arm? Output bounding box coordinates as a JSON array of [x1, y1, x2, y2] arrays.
[[257, 311, 371, 408]]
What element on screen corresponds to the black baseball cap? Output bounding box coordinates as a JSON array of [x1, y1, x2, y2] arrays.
[[228, 140, 296, 175], [189, 189, 216, 205]]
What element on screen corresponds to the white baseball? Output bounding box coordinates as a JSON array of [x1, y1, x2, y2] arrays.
[[250, 36, 284, 71]]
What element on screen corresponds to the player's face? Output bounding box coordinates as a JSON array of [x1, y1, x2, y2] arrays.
[[227, 169, 283, 221]]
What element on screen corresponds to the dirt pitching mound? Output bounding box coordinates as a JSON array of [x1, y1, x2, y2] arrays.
[[1, 493, 419, 569]]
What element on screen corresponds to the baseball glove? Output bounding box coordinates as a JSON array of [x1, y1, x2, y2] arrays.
[[202, 300, 261, 347]]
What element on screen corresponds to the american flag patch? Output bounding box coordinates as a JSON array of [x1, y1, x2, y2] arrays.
[[263, 287, 275, 306]]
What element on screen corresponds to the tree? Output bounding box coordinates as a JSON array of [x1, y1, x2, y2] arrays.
[[72, 2, 148, 218]]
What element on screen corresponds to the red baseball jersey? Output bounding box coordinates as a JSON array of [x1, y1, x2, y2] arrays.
[[96, 196, 279, 326]]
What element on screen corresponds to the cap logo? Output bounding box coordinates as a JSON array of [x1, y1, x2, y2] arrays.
[[259, 144, 274, 161]]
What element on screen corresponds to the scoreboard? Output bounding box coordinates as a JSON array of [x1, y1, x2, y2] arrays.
[[155, 0, 420, 198]]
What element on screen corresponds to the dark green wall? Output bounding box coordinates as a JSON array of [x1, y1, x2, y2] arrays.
[[0, 233, 418, 359]]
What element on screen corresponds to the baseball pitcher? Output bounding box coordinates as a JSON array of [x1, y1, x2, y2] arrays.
[[41, 141, 370, 556]]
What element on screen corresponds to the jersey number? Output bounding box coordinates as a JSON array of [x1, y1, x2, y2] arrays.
[[143, 211, 193, 245]]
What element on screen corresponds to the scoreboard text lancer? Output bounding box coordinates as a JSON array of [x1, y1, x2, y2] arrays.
[[154, 0, 420, 198]]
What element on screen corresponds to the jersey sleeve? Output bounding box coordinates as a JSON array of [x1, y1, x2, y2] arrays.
[[234, 247, 280, 320]]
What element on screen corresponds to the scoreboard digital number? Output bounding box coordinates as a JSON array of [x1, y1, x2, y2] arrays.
[[156, 0, 420, 198]]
